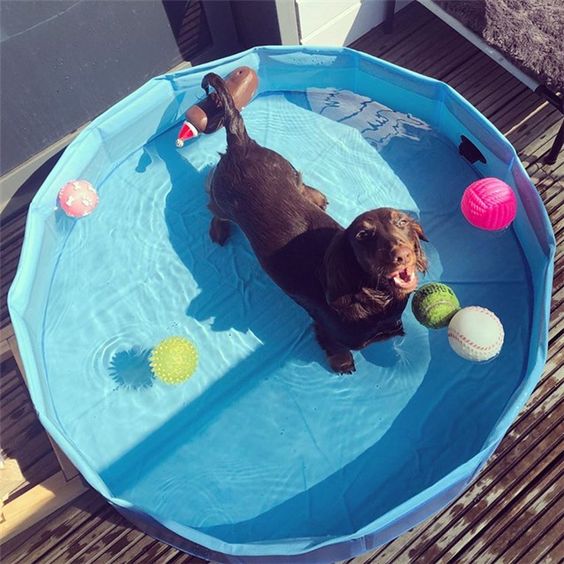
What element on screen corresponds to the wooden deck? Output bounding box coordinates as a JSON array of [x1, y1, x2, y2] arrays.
[[1, 3, 562, 562]]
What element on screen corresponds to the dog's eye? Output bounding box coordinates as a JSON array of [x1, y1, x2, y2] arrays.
[[355, 229, 373, 241], [397, 219, 408, 228]]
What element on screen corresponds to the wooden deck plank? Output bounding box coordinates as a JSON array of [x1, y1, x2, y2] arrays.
[[135, 543, 181, 564], [167, 550, 203, 563], [368, 15, 453, 71], [482, 477, 563, 564], [471, 70, 521, 111], [3, 490, 107, 562], [0, 323, 14, 342], [40, 506, 129, 564], [88, 529, 149, 564], [528, 165, 563, 194], [517, 112, 564, 159], [513, 516, 564, 564], [393, 25, 465, 75], [545, 192, 564, 222], [509, 111, 562, 155], [448, 446, 563, 562], [545, 539, 564, 564], [476, 82, 531, 122], [0, 344, 64, 538], [1, 388, 30, 425], [419, 39, 478, 81], [447, 49, 503, 83], [444, 51, 496, 87], [0, 213, 27, 330], [99, 532, 161, 564], [1, 334, 13, 357], [1, 238, 25, 271], [1, 385, 38, 434], [0, 372, 21, 405], [513, 120, 563, 158], [543, 185, 564, 215], [0, 211, 27, 247], [351, 3, 436, 59], [373, 10, 444, 60], [495, 92, 546, 134], [8, 451, 62, 500], [349, 367, 562, 564], [0, 472, 89, 545]]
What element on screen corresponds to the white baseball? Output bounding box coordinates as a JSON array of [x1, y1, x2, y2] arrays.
[[448, 306, 504, 362]]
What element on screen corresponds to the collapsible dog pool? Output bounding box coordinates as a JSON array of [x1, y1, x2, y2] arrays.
[[9, 47, 555, 562]]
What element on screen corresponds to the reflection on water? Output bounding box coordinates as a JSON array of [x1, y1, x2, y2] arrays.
[[307, 87, 433, 150]]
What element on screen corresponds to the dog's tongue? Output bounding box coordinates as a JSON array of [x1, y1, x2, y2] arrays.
[[391, 268, 418, 292]]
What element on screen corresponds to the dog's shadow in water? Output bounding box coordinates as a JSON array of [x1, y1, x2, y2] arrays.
[[139, 124, 335, 431]]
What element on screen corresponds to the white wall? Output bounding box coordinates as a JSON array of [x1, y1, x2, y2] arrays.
[[296, 0, 413, 46]]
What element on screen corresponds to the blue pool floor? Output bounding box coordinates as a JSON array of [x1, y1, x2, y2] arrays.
[[42, 89, 531, 542]]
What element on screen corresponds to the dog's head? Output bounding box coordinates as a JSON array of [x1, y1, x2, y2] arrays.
[[346, 208, 428, 294]]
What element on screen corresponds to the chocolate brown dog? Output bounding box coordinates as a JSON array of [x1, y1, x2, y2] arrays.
[[204, 72, 428, 373]]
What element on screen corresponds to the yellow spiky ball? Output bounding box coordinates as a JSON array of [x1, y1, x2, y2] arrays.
[[150, 337, 198, 385]]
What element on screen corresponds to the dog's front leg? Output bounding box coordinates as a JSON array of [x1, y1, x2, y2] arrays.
[[209, 216, 231, 246], [314, 323, 355, 374], [207, 199, 231, 246], [300, 184, 328, 210]]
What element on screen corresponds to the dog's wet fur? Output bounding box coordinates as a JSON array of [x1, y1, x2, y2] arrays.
[[204, 72, 428, 373]]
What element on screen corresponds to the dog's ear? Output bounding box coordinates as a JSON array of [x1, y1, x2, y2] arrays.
[[410, 218, 429, 272], [323, 233, 391, 318], [415, 240, 428, 273], [411, 219, 429, 242]]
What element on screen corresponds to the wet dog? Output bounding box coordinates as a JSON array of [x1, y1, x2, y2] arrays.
[[204, 72, 427, 373]]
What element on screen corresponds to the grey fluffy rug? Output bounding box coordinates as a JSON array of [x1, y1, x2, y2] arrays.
[[435, 0, 563, 91]]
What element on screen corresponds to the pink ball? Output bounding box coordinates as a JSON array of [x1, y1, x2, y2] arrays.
[[461, 178, 517, 231], [58, 180, 99, 218]]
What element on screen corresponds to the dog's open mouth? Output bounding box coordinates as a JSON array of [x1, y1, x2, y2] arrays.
[[388, 267, 418, 292]]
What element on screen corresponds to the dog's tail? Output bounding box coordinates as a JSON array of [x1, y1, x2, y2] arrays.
[[202, 72, 249, 147]]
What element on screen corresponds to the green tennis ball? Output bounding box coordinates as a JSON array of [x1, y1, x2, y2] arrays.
[[150, 336, 198, 385], [412, 283, 461, 329]]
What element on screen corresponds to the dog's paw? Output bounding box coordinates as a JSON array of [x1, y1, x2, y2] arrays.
[[209, 218, 231, 246], [329, 352, 356, 375], [311, 190, 328, 211], [303, 185, 329, 211], [312, 191, 328, 211]]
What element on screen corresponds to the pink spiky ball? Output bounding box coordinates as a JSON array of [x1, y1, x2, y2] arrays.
[[58, 180, 99, 218], [461, 178, 517, 231]]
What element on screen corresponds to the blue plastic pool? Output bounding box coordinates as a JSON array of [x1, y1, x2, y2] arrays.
[[8, 47, 555, 562]]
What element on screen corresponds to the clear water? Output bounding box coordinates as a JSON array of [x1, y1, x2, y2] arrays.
[[43, 89, 531, 543]]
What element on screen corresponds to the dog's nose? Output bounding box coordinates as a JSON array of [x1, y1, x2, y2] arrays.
[[391, 246, 412, 265]]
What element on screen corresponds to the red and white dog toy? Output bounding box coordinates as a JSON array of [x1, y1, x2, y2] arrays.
[[176, 66, 258, 148]]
